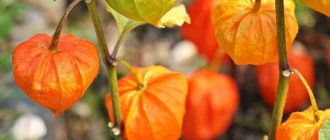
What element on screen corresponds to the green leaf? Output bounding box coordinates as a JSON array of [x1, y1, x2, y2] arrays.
[[105, 0, 190, 29], [159, 4, 191, 28], [105, 3, 143, 34], [105, 0, 176, 27], [319, 118, 330, 140]]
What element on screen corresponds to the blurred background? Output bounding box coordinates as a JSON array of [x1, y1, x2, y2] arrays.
[[0, 0, 330, 140]]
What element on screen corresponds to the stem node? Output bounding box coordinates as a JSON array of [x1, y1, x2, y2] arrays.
[[105, 55, 118, 67], [282, 69, 291, 77]]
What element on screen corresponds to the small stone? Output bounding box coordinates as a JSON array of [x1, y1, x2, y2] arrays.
[[11, 113, 47, 140], [171, 40, 197, 65]]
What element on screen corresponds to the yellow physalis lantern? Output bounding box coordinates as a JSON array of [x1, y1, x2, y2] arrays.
[[212, 0, 298, 65], [301, 0, 330, 17]]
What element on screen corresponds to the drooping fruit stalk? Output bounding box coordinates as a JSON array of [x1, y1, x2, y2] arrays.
[[50, 0, 82, 52]]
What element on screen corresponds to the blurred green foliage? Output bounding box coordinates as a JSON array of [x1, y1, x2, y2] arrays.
[[294, 0, 315, 27], [0, 134, 13, 140], [0, 0, 28, 39], [0, 52, 11, 73]]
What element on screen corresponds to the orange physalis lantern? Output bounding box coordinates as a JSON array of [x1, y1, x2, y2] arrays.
[[13, 34, 99, 115], [105, 65, 188, 140], [276, 107, 330, 140], [301, 0, 330, 17], [181, 0, 220, 61], [256, 47, 315, 112], [212, 0, 298, 65], [182, 69, 239, 139]]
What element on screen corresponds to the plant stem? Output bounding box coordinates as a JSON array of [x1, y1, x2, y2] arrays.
[[111, 32, 126, 58], [85, 0, 123, 139], [291, 69, 320, 122], [268, 75, 290, 140], [85, 0, 111, 65], [118, 59, 144, 88], [118, 59, 133, 72], [252, 0, 262, 12], [107, 66, 122, 125], [50, 0, 82, 52], [268, 0, 291, 139], [107, 31, 128, 129]]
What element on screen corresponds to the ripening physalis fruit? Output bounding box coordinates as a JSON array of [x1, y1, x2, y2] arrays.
[[301, 0, 330, 17], [107, 0, 190, 28], [105, 65, 188, 140], [13, 34, 99, 116], [182, 69, 239, 139], [212, 0, 298, 65], [181, 0, 220, 61], [276, 107, 330, 140], [256, 47, 314, 112]]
